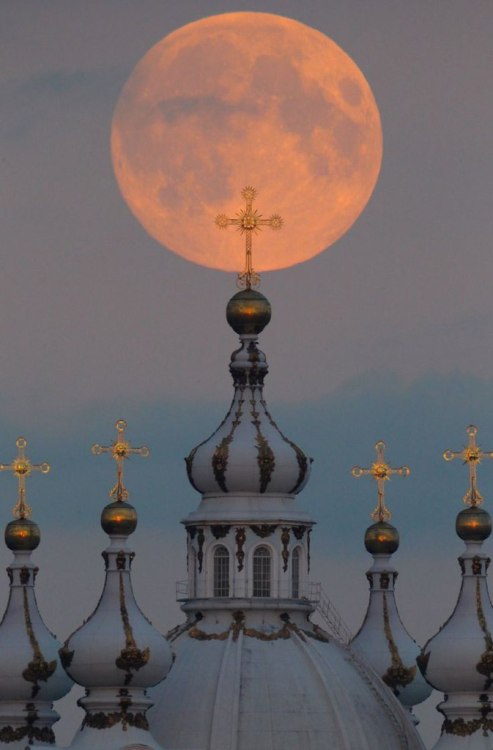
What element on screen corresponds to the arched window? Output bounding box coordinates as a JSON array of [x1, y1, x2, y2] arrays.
[[292, 547, 300, 598], [213, 546, 230, 597], [253, 546, 271, 597]]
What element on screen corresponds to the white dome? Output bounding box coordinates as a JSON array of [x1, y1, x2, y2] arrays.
[[186, 334, 311, 497], [0, 554, 72, 704], [150, 608, 425, 750]]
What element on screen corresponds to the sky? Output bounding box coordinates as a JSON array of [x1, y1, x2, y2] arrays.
[[1, 1, 493, 746]]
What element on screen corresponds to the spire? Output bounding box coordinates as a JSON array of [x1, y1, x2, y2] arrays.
[[0, 437, 72, 749], [215, 186, 283, 289], [419, 425, 493, 746], [61, 420, 172, 750], [351, 440, 431, 723]]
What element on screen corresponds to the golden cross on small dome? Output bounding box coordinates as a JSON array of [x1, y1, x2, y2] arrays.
[[92, 419, 149, 502], [0, 437, 50, 520], [443, 425, 493, 507], [352, 440, 410, 522], [215, 186, 283, 289]]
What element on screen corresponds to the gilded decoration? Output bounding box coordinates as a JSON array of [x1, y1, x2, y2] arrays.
[[250, 397, 275, 492], [443, 716, 493, 737], [116, 550, 134, 571], [459, 557, 466, 575], [281, 528, 290, 572], [475, 577, 493, 687], [92, 419, 149, 503], [166, 613, 203, 642], [197, 528, 205, 573], [115, 573, 150, 685], [22, 587, 56, 697], [352, 440, 410, 523], [443, 424, 493, 507], [0, 703, 55, 744], [83, 710, 148, 732], [235, 528, 246, 572], [211, 392, 244, 492], [292, 525, 306, 540], [20, 567, 31, 585], [0, 436, 50, 521], [188, 609, 311, 643], [260, 397, 309, 493], [380, 573, 391, 590], [251, 524, 277, 538], [59, 644, 74, 669], [381, 592, 416, 694], [366, 572, 374, 589], [211, 525, 230, 539], [473, 556, 483, 575]]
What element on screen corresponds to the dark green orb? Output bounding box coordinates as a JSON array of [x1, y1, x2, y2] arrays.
[[456, 506, 492, 542], [364, 521, 399, 555], [226, 289, 271, 336], [101, 501, 138, 536], [5, 518, 40, 552]]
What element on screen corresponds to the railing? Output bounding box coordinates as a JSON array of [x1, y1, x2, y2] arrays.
[[175, 579, 352, 645], [308, 581, 352, 645]]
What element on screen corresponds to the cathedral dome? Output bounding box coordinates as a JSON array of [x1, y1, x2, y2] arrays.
[[186, 290, 311, 496], [150, 610, 424, 750]]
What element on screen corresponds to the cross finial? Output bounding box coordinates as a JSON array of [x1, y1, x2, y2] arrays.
[[352, 440, 410, 522], [443, 425, 493, 507], [0, 437, 50, 519], [215, 186, 283, 289], [92, 419, 149, 502]]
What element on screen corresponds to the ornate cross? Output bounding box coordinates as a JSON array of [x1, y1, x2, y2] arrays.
[[352, 441, 410, 522], [0, 437, 50, 519], [443, 425, 493, 507], [92, 419, 149, 502], [215, 186, 283, 289]]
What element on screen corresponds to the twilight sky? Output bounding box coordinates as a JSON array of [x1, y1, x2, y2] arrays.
[[1, 1, 493, 746]]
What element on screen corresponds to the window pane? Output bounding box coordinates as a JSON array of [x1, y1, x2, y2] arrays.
[[253, 546, 271, 597], [214, 546, 230, 597]]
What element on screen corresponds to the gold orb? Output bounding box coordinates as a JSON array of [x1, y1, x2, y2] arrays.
[[5, 518, 40, 551], [456, 506, 491, 542], [226, 290, 271, 336], [101, 501, 138, 536], [364, 521, 399, 555]]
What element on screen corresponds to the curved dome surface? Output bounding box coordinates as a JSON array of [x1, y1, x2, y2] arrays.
[[150, 618, 424, 750]]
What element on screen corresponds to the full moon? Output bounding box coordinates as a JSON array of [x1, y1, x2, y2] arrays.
[[111, 12, 382, 272]]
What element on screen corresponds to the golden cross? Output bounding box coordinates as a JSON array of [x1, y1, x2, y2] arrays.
[[0, 437, 50, 520], [443, 425, 493, 507], [92, 419, 149, 502], [352, 440, 410, 522], [215, 186, 283, 289]]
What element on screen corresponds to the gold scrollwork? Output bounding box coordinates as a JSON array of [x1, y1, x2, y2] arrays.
[[381, 592, 416, 694], [83, 710, 148, 732], [281, 528, 290, 572], [22, 588, 56, 697], [115, 573, 150, 685], [235, 528, 246, 572]]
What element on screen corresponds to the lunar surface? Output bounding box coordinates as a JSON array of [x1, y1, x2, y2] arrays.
[[111, 12, 382, 272]]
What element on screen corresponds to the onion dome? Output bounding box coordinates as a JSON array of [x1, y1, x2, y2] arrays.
[[351, 441, 431, 718], [61, 421, 171, 750], [419, 426, 493, 746], [0, 437, 72, 747], [186, 288, 311, 496]]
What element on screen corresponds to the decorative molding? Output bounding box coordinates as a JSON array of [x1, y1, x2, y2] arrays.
[[212, 436, 232, 493], [251, 524, 277, 538], [211, 525, 230, 539], [292, 525, 306, 541], [475, 576, 493, 687], [381, 592, 416, 694], [188, 609, 311, 644], [83, 710, 148, 732], [366, 572, 374, 589], [197, 528, 205, 573], [380, 572, 390, 590], [22, 587, 56, 697], [281, 528, 290, 572], [472, 556, 483, 575], [443, 716, 493, 737], [20, 567, 31, 585], [115, 573, 150, 685], [235, 528, 246, 572]]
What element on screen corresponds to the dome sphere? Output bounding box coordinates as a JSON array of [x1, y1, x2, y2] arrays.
[[364, 521, 399, 555], [101, 501, 138, 536], [5, 517, 41, 551], [226, 290, 271, 336], [456, 506, 492, 542]]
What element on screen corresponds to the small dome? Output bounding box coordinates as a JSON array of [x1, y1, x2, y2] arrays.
[[101, 500, 138, 536], [456, 506, 492, 541], [364, 521, 399, 555], [5, 517, 40, 551], [226, 289, 271, 336]]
